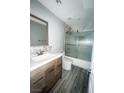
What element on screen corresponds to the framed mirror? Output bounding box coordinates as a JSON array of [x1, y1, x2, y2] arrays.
[[30, 14, 48, 46]]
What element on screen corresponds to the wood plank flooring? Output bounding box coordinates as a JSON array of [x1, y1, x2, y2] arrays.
[[49, 65, 89, 93]]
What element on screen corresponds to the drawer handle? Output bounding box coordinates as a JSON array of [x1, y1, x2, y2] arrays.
[[33, 76, 44, 84]]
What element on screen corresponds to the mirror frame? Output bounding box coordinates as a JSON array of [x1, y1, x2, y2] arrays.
[[30, 13, 49, 46]]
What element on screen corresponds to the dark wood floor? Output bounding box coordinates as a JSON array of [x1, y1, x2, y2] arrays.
[[49, 65, 89, 93]]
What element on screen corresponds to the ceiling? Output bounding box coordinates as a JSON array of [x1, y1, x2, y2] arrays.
[[38, 0, 94, 32]]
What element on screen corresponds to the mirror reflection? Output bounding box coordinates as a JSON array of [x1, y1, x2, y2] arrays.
[[30, 14, 48, 46]]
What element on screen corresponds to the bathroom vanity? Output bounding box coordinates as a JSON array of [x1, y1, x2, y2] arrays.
[[30, 13, 63, 93], [30, 53, 63, 93]]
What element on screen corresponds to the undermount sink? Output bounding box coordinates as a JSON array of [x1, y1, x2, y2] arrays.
[[32, 53, 57, 62]]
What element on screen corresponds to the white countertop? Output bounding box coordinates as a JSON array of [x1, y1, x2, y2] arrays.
[[30, 52, 63, 71]]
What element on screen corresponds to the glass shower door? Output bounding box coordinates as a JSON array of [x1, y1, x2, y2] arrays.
[[77, 31, 93, 61], [65, 32, 77, 58], [65, 31, 93, 62]]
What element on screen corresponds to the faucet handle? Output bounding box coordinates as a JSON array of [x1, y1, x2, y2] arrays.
[[39, 50, 43, 54], [35, 51, 40, 55]]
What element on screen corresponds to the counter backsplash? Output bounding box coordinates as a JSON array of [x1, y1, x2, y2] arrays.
[[30, 45, 52, 57]]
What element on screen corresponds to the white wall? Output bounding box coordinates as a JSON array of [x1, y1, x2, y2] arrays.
[[30, 0, 65, 52]]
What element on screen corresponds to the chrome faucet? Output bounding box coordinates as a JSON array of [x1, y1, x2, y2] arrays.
[[35, 49, 44, 56]]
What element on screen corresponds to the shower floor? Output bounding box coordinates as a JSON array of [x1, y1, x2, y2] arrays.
[[49, 65, 89, 93]]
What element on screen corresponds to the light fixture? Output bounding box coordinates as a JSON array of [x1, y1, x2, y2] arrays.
[[56, 0, 62, 5]]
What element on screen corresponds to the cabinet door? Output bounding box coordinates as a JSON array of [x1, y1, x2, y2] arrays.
[[56, 58, 62, 73], [30, 74, 47, 93], [45, 64, 56, 91], [56, 57, 62, 81], [30, 66, 47, 93]]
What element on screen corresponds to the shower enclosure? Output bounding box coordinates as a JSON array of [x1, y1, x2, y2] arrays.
[[65, 31, 93, 62]]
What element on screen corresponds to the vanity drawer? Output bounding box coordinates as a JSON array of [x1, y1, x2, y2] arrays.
[[56, 63, 62, 73], [45, 65, 56, 82], [56, 57, 62, 74], [31, 73, 45, 85], [30, 75, 46, 93], [30, 65, 45, 86], [45, 64, 56, 91]]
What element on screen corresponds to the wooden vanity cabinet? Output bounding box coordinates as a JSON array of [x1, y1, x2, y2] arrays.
[[30, 57, 62, 93]]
